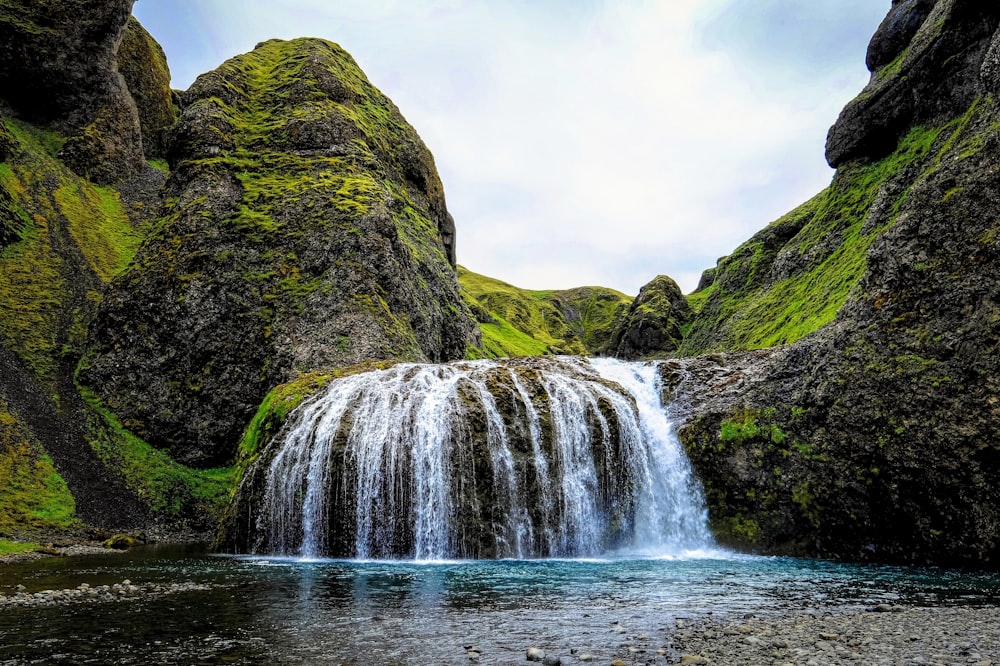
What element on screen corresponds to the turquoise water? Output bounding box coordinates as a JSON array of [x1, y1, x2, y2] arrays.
[[1, 546, 998, 665]]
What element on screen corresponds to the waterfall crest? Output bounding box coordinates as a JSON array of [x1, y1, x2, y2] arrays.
[[234, 357, 714, 560]]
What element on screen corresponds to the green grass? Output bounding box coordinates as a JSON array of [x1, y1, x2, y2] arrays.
[[680, 101, 986, 355], [0, 402, 77, 533], [79, 385, 235, 519], [0, 539, 43, 555], [459, 266, 631, 357], [0, 117, 145, 381]]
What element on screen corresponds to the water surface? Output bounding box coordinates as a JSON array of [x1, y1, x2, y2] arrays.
[[1, 546, 999, 665]]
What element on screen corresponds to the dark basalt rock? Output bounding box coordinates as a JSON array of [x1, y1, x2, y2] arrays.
[[604, 275, 690, 360], [0, 0, 145, 183], [676, 3, 1000, 567], [866, 0, 939, 73], [116, 16, 176, 158], [80, 38, 480, 467], [826, 0, 1000, 168]]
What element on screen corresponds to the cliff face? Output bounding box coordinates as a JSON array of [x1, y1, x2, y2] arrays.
[[674, 0, 1000, 567], [0, 0, 173, 530], [79, 38, 480, 468], [0, 0, 145, 183]]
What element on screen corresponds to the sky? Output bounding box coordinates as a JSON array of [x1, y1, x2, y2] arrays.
[[132, 0, 889, 296]]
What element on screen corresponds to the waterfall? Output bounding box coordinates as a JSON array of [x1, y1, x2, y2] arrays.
[[241, 357, 714, 560]]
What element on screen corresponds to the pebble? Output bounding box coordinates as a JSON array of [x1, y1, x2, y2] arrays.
[[669, 607, 1000, 666], [526, 647, 545, 662]]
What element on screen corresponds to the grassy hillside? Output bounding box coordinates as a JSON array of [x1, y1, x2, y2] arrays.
[[679, 109, 972, 356], [459, 266, 632, 358]]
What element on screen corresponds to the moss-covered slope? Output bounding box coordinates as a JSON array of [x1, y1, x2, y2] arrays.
[[459, 266, 632, 358], [674, 0, 1000, 567], [80, 38, 480, 468], [680, 119, 957, 356]]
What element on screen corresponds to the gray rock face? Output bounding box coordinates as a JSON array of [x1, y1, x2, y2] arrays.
[[866, 0, 939, 73], [0, 0, 145, 183], [80, 38, 480, 467], [826, 0, 1000, 167]]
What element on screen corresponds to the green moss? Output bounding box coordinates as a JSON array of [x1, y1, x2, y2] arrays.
[[78, 385, 234, 519], [235, 360, 399, 476], [0, 402, 77, 533], [53, 182, 140, 283], [0, 117, 146, 381]]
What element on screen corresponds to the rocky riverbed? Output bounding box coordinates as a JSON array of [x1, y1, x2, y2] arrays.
[[660, 606, 998, 666]]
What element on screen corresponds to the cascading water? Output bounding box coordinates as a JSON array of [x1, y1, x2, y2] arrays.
[[237, 357, 714, 560]]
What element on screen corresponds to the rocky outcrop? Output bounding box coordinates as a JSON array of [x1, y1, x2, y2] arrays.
[[116, 16, 175, 158], [675, 1, 1000, 567], [0, 0, 145, 183], [602, 275, 690, 360], [826, 1, 1000, 167], [79, 38, 480, 468]]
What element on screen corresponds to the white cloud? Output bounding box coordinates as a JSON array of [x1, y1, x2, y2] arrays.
[[134, 0, 888, 294]]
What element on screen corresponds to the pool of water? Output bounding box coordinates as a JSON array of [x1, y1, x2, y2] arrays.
[[1, 546, 999, 665]]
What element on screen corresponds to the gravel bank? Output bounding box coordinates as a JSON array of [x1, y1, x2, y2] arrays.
[[666, 606, 999, 666], [0, 579, 214, 608]]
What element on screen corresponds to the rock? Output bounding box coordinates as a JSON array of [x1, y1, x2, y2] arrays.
[[542, 655, 561, 666], [603, 275, 691, 360], [610, 660, 627, 666], [677, 3, 1000, 567], [826, 1, 1000, 167], [0, 0, 145, 183], [103, 534, 139, 550], [679, 656, 709, 665], [526, 647, 545, 662], [79, 37, 480, 467], [116, 17, 176, 157]]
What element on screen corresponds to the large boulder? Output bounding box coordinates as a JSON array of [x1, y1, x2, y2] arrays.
[[79, 38, 480, 467], [0, 0, 145, 183], [603, 275, 690, 360]]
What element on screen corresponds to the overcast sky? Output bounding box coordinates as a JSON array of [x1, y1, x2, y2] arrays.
[[132, 0, 889, 295]]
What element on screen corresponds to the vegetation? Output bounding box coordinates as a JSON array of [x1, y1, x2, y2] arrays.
[[459, 266, 631, 358], [0, 118, 139, 381], [78, 385, 235, 521], [679, 113, 967, 355], [0, 400, 76, 533]]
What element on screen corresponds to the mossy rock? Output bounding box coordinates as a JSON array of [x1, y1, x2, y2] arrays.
[[602, 275, 690, 360], [116, 16, 176, 158], [80, 38, 479, 467], [0, 0, 145, 182]]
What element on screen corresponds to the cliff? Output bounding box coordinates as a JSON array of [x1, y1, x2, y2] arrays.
[[1, 4, 479, 536], [672, 0, 1000, 567]]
